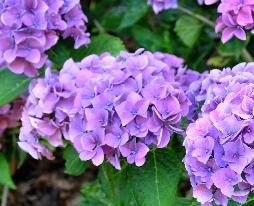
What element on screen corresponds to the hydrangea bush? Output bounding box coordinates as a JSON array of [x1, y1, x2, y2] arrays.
[[0, 0, 90, 76], [1, 0, 254, 205]]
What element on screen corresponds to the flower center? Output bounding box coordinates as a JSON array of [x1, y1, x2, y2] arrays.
[[233, 152, 240, 159], [116, 134, 121, 140], [135, 124, 141, 129], [227, 178, 233, 183], [131, 109, 138, 116]]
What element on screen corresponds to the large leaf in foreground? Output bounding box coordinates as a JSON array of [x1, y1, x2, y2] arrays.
[[80, 163, 134, 206], [0, 69, 31, 106], [0, 153, 15, 189], [127, 149, 181, 206]]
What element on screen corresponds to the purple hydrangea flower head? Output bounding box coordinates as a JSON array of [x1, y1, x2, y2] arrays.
[[19, 49, 195, 169], [0, 0, 90, 76], [184, 62, 254, 205], [148, 0, 177, 14], [198, 0, 254, 43]]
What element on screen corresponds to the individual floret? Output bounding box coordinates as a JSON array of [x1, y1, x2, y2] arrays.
[[148, 0, 177, 14]]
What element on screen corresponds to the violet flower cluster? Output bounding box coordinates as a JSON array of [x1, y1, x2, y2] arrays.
[[215, 0, 254, 43], [0, 0, 90, 77], [18, 49, 197, 169], [149, 0, 254, 44], [0, 98, 25, 149], [184, 63, 254, 206], [147, 0, 177, 14], [199, 0, 254, 43]]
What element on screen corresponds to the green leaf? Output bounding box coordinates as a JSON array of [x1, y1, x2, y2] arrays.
[[174, 198, 199, 206], [207, 56, 231, 67], [48, 34, 125, 69], [17, 148, 27, 169], [80, 163, 135, 206], [190, 202, 200, 206], [0, 69, 31, 106], [99, 164, 135, 206], [118, 0, 148, 29], [101, 6, 126, 32], [80, 181, 111, 206], [63, 145, 88, 176], [72, 34, 126, 61], [132, 26, 172, 52], [47, 40, 72, 69], [218, 38, 245, 57], [127, 149, 181, 206], [174, 15, 203, 48], [0, 153, 15, 189]]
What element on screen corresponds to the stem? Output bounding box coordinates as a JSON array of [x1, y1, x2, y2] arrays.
[[93, 20, 106, 34], [178, 6, 214, 27], [241, 48, 254, 62], [1, 186, 9, 206], [178, 5, 254, 62]]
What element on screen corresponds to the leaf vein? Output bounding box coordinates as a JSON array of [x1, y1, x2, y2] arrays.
[[153, 151, 161, 206]]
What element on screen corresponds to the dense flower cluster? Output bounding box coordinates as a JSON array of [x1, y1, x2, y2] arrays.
[[184, 63, 254, 206], [149, 0, 254, 44], [0, 0, 90, 77], [198, 0, 254, 43], [215, 0, 254, 43], [18, 49, 197, 169], [0, 97, 25, 148], [148, 0, 177, 14]]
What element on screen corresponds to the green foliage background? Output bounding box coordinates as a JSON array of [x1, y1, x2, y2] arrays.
[[1, 0, 254, 205]]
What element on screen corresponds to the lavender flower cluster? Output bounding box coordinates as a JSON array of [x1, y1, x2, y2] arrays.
[[198, 0, 254, 43], [0, 98, 25, 148], [184, 63, 254, 206], [18, 49, 201, 169], [149, 0, 254, 44], [215, 1, 254, 43], [147, 0, 177, 14], [0, 0, 90, 77]]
